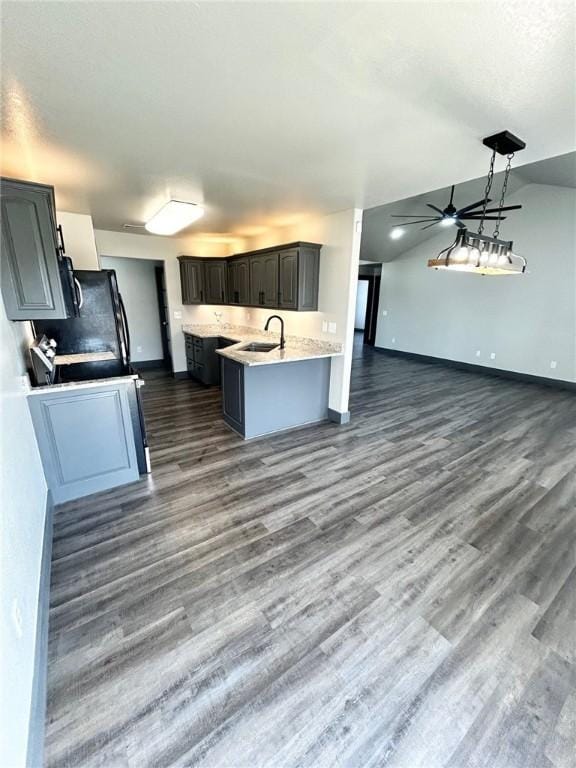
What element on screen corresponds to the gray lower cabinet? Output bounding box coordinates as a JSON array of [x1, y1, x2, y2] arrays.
[[204, 259, 228, 304], [1, 177, 71, 320], [179, 258, 205, 304], [227, 257, 250, 305], [221, 357, 245, 434], [221, 357, 330, 439], [28, 379, 140, 503], [185, 333, 221, 385]]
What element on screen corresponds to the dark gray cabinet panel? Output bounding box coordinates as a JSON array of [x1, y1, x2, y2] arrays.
[[227, 257, 250, 305], [297, 245, 320, 311], [184, 333, 221, 386], [179, 258, 205, 304], [221, 357, 245, 435], [1, 178, 69, 320], [278, 248, 298, 309], [28, 380, 140, 503], [204, 260, 228, 304], [250, 252, 278, 307], [179, 242, 320, 311]]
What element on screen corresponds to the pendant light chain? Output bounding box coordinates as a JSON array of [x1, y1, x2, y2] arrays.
[[477, 148, 497, 235], [493, 153, 514, 238]]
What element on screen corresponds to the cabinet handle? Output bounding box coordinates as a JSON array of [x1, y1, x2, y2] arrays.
[[200, 290, 204, 303], [221, 290, 225, 301], [57, 224, 65, 255]]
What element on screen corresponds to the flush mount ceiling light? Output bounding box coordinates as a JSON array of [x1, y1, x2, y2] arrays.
[[145, 200, 205, 235], [390, 227, 404, 240], [428, 130, 527, 276]]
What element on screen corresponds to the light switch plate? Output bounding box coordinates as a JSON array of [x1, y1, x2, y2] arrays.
[[322, 321, 328, 332], [476, 350, 481, 357], [174, 311, 182, 320], [550, 360, 558, 369], [490, 352, 496, 360], [328, 322, 337, 334]]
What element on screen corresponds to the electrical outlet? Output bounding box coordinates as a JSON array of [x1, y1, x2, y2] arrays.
[[246, 312, 251, 320], [550, 360, 558, 369], [328, 322, 337, 334], [173, 310, 182, 320], [321, 321, 328, 333], [382, 310, 388, 316], [391, 337, 396, 344], [136, 345, 142, 354], [490, 352, 496, 360], [11, 598, 23, 639], [475, 350, 481, 358]]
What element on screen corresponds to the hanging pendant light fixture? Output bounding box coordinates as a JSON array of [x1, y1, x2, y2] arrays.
[[428, 131, 527, 276]]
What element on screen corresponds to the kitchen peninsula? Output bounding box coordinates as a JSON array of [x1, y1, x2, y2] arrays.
[[182, 323, 342, 438]]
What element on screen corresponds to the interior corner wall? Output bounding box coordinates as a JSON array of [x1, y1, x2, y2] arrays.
[[375, 183, 576, 383], [0, 308, 48, 768], [182, 208, 363, 414], [100, 256, 164, 362]]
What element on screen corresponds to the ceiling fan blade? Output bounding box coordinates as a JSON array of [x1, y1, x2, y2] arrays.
[[454, 220, 466, 229], [459, 215, 507, 221], [390, 214, 436, 218], [421, 221, 441, 230], [393, 219, 439, 227], [426, 204, 445, 215], [456, 197, 492, 215], [477, 205, 522, 214]]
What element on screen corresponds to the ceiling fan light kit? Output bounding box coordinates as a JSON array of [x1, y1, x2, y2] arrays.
[[427, 130, 526, 276]]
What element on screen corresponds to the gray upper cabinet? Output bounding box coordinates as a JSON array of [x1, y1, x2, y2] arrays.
[[179, 257, 205, 304], [227, 257, 250, 305], [178, 242, 321, 311], [250, 251, 279, 307], [204, 259, 228, 304], [1, 177, 70, 320]]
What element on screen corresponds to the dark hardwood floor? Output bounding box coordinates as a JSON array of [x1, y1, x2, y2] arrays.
[[45, 339, 576, 767]]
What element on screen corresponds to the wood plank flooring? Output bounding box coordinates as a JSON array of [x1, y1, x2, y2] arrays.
[[45, 339, 576, 767]]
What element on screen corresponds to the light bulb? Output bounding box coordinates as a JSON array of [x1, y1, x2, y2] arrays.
[[390, 228, 404, 240], [468, 247, 481, 265], [452, 246, 469, 262], [440, 217, 455, 227]]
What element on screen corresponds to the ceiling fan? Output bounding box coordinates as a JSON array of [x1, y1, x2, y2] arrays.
[[391, 184, 522, 231]]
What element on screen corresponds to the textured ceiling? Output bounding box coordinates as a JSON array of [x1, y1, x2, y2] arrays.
[[1, 1, 575, 237], [360, 151, 576, 262]]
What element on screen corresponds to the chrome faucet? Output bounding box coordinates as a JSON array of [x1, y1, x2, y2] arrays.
[[264, 315, 285, 349]]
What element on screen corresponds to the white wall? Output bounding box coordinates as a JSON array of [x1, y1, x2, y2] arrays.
[[100, 256, 163, 363], [184, 208, 363, 414], [355, 280, 369, 330], [57, 211, 99, 270], [375, 184, 576, 382], [0, 312, 48, 767]]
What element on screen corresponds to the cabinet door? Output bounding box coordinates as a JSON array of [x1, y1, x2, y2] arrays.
[[250, 255, 265, 306], [228, 257, 250, 305], [278, 248, 298, 309], [179, 259, 205, 304], [262, 252, 279, 307], [297, 246, 320, 311], [204, 260, 227, 304], [221, 357, 245, 434], [1, 178, 69, 320], [28, 381, 140, 503]]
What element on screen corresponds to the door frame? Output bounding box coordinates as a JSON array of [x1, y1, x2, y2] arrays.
[[358, 274, 380, 346], [154, 265, 172, 368]]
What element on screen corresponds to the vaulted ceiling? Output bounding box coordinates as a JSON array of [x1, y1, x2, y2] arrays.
[[2, 2, 574, 238]]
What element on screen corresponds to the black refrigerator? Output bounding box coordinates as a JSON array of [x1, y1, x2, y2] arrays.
[[34, 270, 150, 474]]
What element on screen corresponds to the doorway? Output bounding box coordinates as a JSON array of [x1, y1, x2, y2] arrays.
[[354, 274, 381, 346], [155, 266, 172, 369]]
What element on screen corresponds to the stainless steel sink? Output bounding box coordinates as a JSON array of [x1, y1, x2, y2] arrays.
[[240, 342, 279, 353]]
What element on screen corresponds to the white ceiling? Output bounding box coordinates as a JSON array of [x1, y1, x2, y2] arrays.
[[1, 1, 575, 238], [360, 151, 576, 262]]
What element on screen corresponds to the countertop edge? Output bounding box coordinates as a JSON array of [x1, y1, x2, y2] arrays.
[[28, 374, 139, 395]]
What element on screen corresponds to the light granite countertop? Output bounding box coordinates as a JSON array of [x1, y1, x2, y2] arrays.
[[182, 323, 342, 367]]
